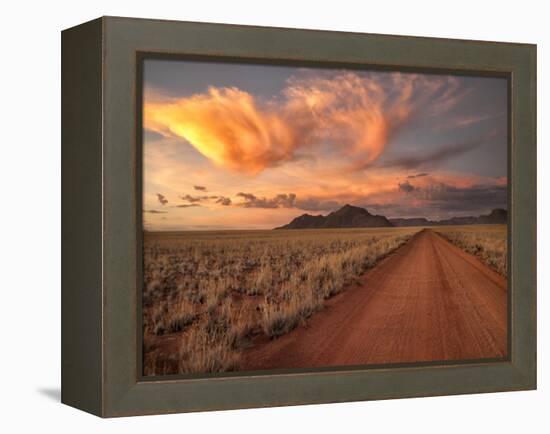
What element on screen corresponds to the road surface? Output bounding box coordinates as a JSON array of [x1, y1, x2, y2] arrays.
[[242, 229, 507, 370]]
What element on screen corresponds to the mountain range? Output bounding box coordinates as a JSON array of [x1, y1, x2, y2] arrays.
[[276, 205, 507, 230]]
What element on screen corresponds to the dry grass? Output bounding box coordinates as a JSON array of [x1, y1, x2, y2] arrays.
[[435, 225, 507, 276], [142, 227, 417, 375]]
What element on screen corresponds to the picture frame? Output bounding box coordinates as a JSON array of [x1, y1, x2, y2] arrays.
[[61, 16, 536, 417]]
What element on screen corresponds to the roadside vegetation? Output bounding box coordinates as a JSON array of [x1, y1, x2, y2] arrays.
[[142, 227, 417, 375], [435, 225, 507, 276]]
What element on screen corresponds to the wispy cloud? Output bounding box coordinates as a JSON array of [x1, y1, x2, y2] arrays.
[[380, 139, 481, 170], [144, 209, 167, 214], [193, 185, 207, 191], [407, 173, 428, 179], [144, 72, 468, 175], [173, 204, 201, 208], [427, 81, 473, 116], [433, 113, 497, 131]]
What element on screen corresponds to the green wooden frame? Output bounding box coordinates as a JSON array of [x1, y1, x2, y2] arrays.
[[61, 16, 536, 417]]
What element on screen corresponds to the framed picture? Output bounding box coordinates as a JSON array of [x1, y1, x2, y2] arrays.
[[61, 16, 536, 417]]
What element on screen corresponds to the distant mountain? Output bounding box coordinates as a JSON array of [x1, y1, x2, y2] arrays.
[[390, 208, 507, 227], [277, 206, 507, 230], [277, 213, 326, 229], [477, 208, 508, 224], [276, 204, 393, 229], [389, 217, 432, 227]]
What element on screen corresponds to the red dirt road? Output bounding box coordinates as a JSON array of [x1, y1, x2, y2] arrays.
[[242, 229, 507, 370]]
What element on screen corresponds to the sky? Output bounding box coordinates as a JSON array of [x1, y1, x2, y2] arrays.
[[142, 59, 508, 231]]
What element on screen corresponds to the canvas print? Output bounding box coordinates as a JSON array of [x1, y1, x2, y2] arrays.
[[141, 59, 508, 376]]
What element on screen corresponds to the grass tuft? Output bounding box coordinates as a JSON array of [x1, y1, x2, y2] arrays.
[[435, 225, 507, 276], [142, 227, 417, 375]]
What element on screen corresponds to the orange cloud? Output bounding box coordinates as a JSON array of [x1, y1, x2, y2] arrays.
[[144, 72, 467, 175], [145, 87, 296, 175]]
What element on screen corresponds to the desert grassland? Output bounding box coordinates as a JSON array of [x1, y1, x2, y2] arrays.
[[142, 227, 418, 375], [435, 224, 507, 276]]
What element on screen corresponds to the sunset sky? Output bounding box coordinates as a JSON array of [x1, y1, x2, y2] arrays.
[[142, 59, 508, 231]]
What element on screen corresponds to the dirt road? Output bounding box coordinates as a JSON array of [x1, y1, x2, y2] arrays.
[[242, 229, 507, 370]]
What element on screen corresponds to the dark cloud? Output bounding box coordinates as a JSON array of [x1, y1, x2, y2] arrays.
[[194, 185, 207, 191], [216, 197, 232, 206], [156, 193, 168, 205], [363, 182, 507, 219], [407, 173, 428, 179], [178, 193, 230, 206], [144, 209, 167, 214], [174, 204, 201, 208], [237, 192, 297, 209], [380, 139, 481, 170], [398, 180, 416, 193], [233, 193, 342, 212], [418, 183, 507, 212], [180, 194, 209, 203]]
